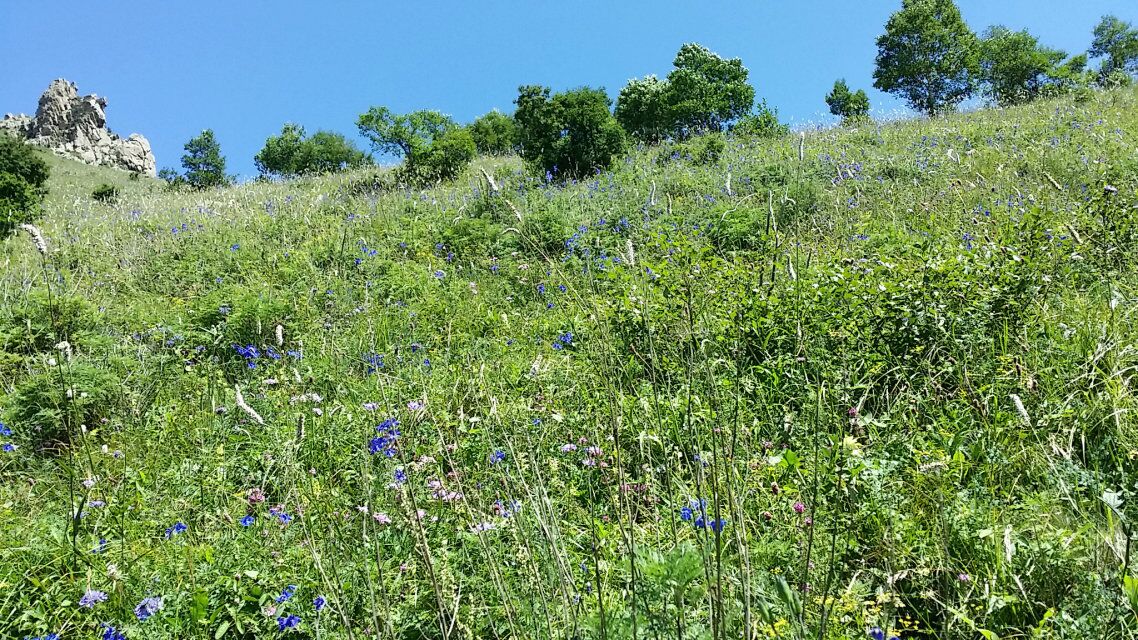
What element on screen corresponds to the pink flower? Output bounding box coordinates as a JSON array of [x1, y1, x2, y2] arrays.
[[793, 502, 806, 514], [372, 512, 392, 525], [559, 443, 578, 453]]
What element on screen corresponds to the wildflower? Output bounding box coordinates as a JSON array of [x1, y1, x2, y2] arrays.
[[957, 572, 971, 583], [277, 614, 301, 631], [709, 519, 727, 532], [134, 596, 164, 621], [101, 624, 126, 640], [394, 468, 407, 484], [559, 443, 577, 453], [18, 223, 48, 255], [489, 450, 506, 464], [277, 512, 293, 524], [362, 402, 379, 411], [248, 487, 266, 505], [680, 506, 693, 521], [471, 521, 496, 532], [0, 422, 10, 436], [433, 269, 445, 279], [313, 595, 326, 612], [92, 538, 108, 554], [373, 512, 392, 525], [240, 515, 255, 527], [868, 628, 885, 640], [164, 521, 187, 538], [2, 443, 16, 452], [276, 585, 297, 603], [79, 589, 108, 608], [407, 400, 424, 411], [793, 502, 806, 514]]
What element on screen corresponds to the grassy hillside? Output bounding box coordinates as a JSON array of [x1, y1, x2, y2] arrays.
[[3, 87, 1138, 640]]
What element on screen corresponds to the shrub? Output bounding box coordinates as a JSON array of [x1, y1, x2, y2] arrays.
[[514, 85, 626, 180], [91, 183, 119, 203], [518, 206, 570, 256], [733, 101, 790, 138], [0, 135, 49, 234], [404, 127, 476, 183], [469, 110, 517, 155], [825, 79, 871, 123], [255, 124, 369, 178]]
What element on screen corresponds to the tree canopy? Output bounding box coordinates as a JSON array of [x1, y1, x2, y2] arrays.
[[873, 0, 980, 116], [514, 85, 626, 180], [254, 124, 369, 178], [356, 107, 456, 159], [180, 129, 229, 190], [977, 26, 1067, 106], [825, 79, 871, 123]]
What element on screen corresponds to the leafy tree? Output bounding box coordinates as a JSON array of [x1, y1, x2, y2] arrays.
[[180, 129, 229, 189], [665, 43, 755, 135], [356, 107, 455, 159], [405, 127, 476, 183], [469, 110, 517, 155], [615, 75, 671, 143], [1090, 15, 1138, 77], [977, 26, 1066, 106], [733, 100, 789, 138], [873, 0, 980, 116], [513, 85, 626, 180], [0, 135, 50, 234], [254, 124, 368, 178], [825, 79, 871, 123]]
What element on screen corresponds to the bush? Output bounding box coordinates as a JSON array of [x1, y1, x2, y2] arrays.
[[469, 110, 517, 155], [518, 206, 571, 256], [733, 101, 789, 138], [91, 183, 119, 203], [404, 127, 476, 184], [0, 136, 49, 234], [825, 79, 871, 123], [254, 124, 369, 178], [514, 85, 626, 180]]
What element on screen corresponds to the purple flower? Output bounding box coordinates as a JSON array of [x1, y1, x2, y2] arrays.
[[793, 502, 805, 514], [276, 584, 297, 603], [277, 614, 301, 631], [134, 596, 164, 621], [314, 595, 326, 612], [79, 589, 108, 608]]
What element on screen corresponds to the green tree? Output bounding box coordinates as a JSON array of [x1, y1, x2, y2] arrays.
[[514, 85, 626, 180], [181, 129, 229, 189], [1089, 15, 1138, 76], [873, 0, 980, 116], [825, 79, 871, 123], [665, 43, 755, 135], [468, 110, 517, 155], [615, 75, 671, 143], [977, 26, 1066, 106], [405, 127, 476, 183], [0, 135, 50, 234], [254, 124, 368, 178], [356, 107, 455, 159]]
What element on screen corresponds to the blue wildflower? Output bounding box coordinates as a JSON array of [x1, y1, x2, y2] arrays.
[[490, 450, 506, 464], [2, 443, 15, 452], [680, 507, 693, 521], [433, 270, 445, 279], [134, 596, 164, 621], [276, 585, 297, 603], [101, 624, 126, 640], [314, 595, 326, 612], [164, 521, 187, 538], [92, 537, 108, 554], [79, 590, 108, 608], [0, 422, 10, 436], [240, 515, 255, 527], [277, 614, 301, 631], [394, 468, 407, 484], [868, 628, 885, 640]]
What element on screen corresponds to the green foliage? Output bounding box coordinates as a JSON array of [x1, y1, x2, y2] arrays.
[[514, 84, 626, 180], [615, 75, 671, 143], [356, 106, 455, 159], [403, 126, 476, 184], [468, 110, 517, 155], [254, 124, 369, 178], [1090, 15, 1138, 77], [0, 136, 49, 233], [615, 43, 755, 142], [873, 0, 980, 115], [733, 101, 790, 138], [180, 129, 230, 190], [666, 43, 755, 135], [91, 183, 119, 203], [825, 79, 871, 123], [978, 26, 1067, 106]]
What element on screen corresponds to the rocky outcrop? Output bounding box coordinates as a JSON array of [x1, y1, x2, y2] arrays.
[[2, 79, 156, 176]]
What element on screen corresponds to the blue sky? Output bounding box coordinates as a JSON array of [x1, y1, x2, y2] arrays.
[[2, 1, 1136, 178]]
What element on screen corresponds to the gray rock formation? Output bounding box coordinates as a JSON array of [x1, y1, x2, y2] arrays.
[[3, 79, 156, 176]]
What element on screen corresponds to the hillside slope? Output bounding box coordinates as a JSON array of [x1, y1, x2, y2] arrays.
[[2, 88, 1138, 639]]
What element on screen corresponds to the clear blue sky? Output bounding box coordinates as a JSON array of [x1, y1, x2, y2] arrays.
[[2, 1, 1136, 178]]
